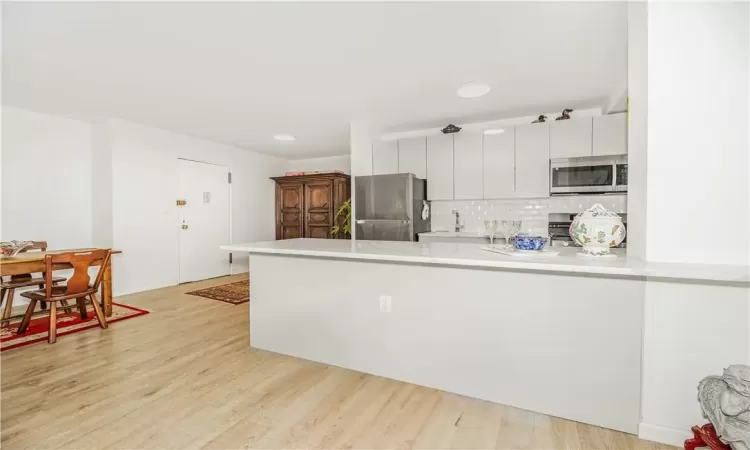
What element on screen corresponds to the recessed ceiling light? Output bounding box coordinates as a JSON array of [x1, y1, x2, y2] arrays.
[[274, 134, 295, 141], [457, 81, 491, 99], [483, 129, 505, 135]]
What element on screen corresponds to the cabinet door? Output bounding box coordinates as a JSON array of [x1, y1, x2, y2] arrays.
[[593, 113, 627, 156], [305, 182, 332, 239], [397, 137, 427, 179], [515, 123, 550, 198], [550, 117, 592, 158], [277, 184, 304, 239], [372, 141, 399, 175], [483, 127, 515, 199], [453, 131, 484, 200], [426, 134, 454, 200]]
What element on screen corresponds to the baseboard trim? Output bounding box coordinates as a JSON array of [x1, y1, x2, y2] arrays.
[[639, 422, 692, 447]]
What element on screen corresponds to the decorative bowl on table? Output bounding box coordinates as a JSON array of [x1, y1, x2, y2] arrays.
[[569, 203, 626, 257], [511, 235, 548, 252], [0, 240, 33, 257]]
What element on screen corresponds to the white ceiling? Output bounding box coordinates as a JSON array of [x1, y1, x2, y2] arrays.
[[2, 2, 627, 159]]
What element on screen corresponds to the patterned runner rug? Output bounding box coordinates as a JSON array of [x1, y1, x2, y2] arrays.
[[185, 280, 249, 305], [1, 302, 149, 351]]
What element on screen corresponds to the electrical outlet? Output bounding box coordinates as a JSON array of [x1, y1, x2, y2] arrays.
[[379, 295, 392, 313]]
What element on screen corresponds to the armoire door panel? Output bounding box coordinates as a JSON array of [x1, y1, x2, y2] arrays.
[[281, 226, 302, 240], [307, 225, 331, 239], [306, 182, 332, 211], [305, 182, 332, 237], [308, 212, 330, 224], [277, 183, 304, 240], [282, 211, 300, 223]]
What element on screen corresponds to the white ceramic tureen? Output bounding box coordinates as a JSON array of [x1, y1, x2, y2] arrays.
[[569, 203, 626, 257]]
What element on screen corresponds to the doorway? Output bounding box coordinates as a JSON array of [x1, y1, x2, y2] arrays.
[[177, 158, 231, 283]]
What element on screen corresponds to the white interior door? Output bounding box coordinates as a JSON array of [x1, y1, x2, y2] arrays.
[[177, 159, 231, 283]]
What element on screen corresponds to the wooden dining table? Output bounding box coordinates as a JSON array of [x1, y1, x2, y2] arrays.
[[0, 249, 121, 317]]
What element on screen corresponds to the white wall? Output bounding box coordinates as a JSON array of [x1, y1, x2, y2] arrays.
[[625, 2, 647, 260], [631, 3, 750, 446], [1, 106, 93, 248], [1, 107, 288, 297], [645, 1, 749, 266], [109, 119, 287, 295], [379, 108, 602, 142], [640, 281, 749, 445], [91, 121, 113, 248], [431, 195, 627, 235], [288, 155, 350, 174]]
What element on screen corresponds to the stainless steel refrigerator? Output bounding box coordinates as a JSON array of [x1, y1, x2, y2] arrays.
[[354, 173, 430, 241]]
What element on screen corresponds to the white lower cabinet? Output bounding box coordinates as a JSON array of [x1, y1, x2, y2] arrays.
[[483, 128, 515, 198], [515, 123, 550, 198], [426, 134, 454, 200], [372, 140, 398, 175], [397, 137, 427, 179], [453, 131, 484, 200]]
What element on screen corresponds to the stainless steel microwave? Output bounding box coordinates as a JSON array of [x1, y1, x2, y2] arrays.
[[550, 156, 627, 195]]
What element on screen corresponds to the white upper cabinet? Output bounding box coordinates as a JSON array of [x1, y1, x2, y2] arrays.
[[593, 113, 627, 156], [483, 128, 515, 199], [397, 137, 427, 179], [550, 117, 593, 158], [515, 123, 550, 198], [426, 134, 454, 200], [453, 131, 484, 200], [372, 140, 398, 175]]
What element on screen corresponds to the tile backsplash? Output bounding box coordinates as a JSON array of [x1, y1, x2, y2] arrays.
[[430, 195, 627, 235]]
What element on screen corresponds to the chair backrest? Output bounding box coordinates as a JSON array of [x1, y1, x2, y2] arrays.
[[20, 241, 48, 252], [45, 249, 111, 297]]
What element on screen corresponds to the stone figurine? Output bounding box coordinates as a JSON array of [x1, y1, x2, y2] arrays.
[[555, 109, 573, 120], [698, 365, 750, 450], [532, 115, 547, 123]]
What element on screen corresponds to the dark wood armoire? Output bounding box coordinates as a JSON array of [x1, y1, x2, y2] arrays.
[[271, 173, 351, 240]]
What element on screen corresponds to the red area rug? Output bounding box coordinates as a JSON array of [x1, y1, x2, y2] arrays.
[[185, 280, 249, 305], [0, 302, 149, 352]]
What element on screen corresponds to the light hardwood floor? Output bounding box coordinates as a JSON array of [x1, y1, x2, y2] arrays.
[[1, 274, 673, 449]]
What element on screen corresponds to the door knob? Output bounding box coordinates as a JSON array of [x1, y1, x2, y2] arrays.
[[181, 221, 189, 230]]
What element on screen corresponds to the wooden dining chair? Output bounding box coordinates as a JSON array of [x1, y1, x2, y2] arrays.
[[0, 241, 67, 327], [19, 249, 111, 344]]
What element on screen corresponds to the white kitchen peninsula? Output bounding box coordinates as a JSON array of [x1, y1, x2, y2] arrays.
[[221, 239, 749, 437]]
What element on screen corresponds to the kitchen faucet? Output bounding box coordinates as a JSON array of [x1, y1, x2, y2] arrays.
[[451, 209, 463, 232]]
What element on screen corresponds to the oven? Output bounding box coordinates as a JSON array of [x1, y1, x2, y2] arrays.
[[548, 213, 627, 248], [550, 156, 627, 195]]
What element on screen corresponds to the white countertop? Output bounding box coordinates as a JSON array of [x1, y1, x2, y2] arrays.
[[418, 231, 489, 237], [221, 239, 750, 284]]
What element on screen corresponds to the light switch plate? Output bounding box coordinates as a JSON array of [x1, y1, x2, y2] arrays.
[[379, 295, 392, 313]]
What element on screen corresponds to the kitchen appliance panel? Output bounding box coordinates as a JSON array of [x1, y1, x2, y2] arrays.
[[355, 173, 411, 220], [355, 221, 411, 241], [550, 156, 627, 195], [355, 173, 429, 241], [548, 213, 627, 248]]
